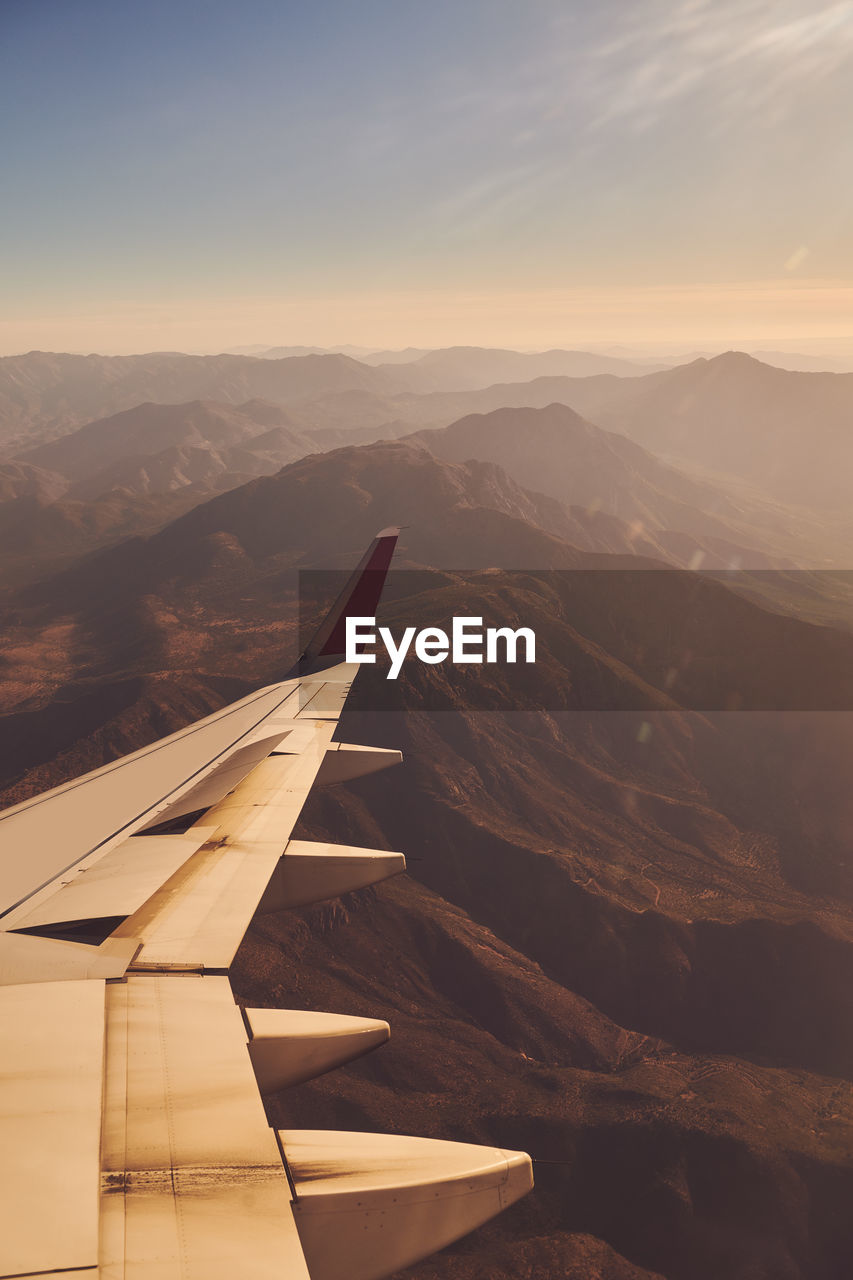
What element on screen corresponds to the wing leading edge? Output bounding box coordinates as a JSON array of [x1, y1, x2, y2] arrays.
[[0, 529, 533, 1280]]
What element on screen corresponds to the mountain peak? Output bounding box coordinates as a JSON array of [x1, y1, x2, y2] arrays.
[[695, 350, 789, 376], [712, 350, 769, 367]]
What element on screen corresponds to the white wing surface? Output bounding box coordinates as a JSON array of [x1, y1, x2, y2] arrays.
[[0, 529, 533, 1280]]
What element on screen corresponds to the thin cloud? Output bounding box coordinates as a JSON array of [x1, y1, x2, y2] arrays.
[[580, 0, 853, 131]]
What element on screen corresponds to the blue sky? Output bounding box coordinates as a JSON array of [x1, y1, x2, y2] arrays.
[[2, 0, 853, 352]]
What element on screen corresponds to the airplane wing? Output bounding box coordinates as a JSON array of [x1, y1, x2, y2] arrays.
[[0, 528, 533, 1280]]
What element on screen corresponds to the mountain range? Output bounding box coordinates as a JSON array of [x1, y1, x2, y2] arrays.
[[8, 347, 853, 519], [7, 364, 851, 583], [5, 437, 853, 1278], [372, 345, 668, 391], [20, 398, 315, 496], [5, 344, 853, 1277], [392, 353, 853, 519], [0, 350, 396, 449], [410, 402, 834, 568], [0, 346, 654, 450]]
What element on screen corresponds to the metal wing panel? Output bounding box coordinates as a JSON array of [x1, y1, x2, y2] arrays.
[[114, 720, 338, 971], [0, 979, 106, 1278], [295, 665, 359, 721], [101, 975, 309, 1280], [0, 663, 387, 976]]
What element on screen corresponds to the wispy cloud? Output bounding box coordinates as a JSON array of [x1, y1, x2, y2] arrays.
[[413, 1, 853, 253], [429, 2, 853, 142], [578, 0, 853, 131]]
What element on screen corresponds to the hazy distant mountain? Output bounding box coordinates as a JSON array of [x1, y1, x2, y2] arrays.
[[378, 345, 665, 393], [288, 369, 663, 441], [747, 349, 853, 373], [357, 346, 432, 365], [12, 349, 853, 565], [411, 402, 835, 567], [0, 350, 397, 449], [252, 344, 436, 365], [10, 390, 842, 577], [136, 441, 589, 581], [0, 400, 325, 579], [250, 345, 330, 359], [375, 372, 633, 429], [246, 346, 646, 379], [148, 435, 776, 576], [398, 353, 853, 516], [20, 398, 312, 493], [0, 423, 707, 585], [601, 347, 853, 373], [581, 352, 853, 511]]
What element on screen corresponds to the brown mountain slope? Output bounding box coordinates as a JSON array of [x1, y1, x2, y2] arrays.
[[0, 435, 651, 595], [0, 484, 220, 589], [0, 460, 67, 503], [0, 402, 318, 580], [19, 397, 303, 483], [6, 446, 853, 1276], [13, 439, 853, 716]]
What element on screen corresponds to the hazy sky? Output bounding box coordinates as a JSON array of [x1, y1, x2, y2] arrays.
[[2, 0, 853, 353]]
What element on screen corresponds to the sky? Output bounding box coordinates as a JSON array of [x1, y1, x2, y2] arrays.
[[2, 0, 853, 354]]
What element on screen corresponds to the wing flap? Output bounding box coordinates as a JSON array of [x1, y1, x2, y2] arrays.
[[136, 733, 288, 832], [315, 743, 403, 785], [0, 932, 139, 985], [0, 681, 300, 921], [6, 833, 207, 934], [113, 728, 337, 970], [102, 975, 309, 1280]]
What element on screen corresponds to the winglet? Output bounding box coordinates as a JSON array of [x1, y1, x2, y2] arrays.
[[289, 528, 401, 676]]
